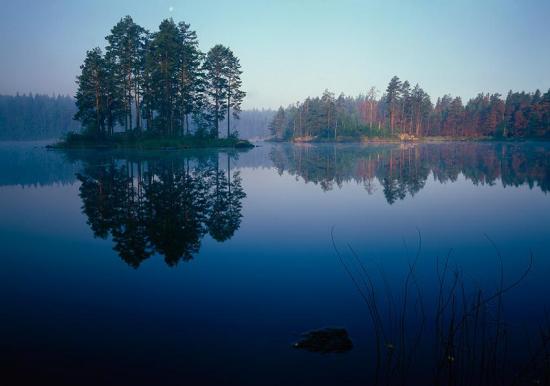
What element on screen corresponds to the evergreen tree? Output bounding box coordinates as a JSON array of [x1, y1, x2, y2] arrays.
[[202, 45, 230, 138], [105, 16, 147, 131], [74, 48, 109, 137], [103, 54, 125, 135], [140, 31, 155, 131], [321, 89, 336, 138], [225, 47, 245, 138], [269, 107, 286, 139], [411, 84, 428, 136], [400, 80, 411, 132], [385, 76, 402, 133], [176, 22, 203, 135], [146, 19, 181, 136]]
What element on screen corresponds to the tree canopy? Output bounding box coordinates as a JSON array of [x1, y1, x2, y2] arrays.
[[75, 16, 245, 139]]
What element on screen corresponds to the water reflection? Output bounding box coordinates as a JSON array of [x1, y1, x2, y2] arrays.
[[73, 151, 245, 267], [270, 142, 550, 204], [1, 142, 550, 385], [0, 141, 79, 187]]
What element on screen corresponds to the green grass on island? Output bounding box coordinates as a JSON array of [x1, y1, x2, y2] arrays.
[[50, 132, 255, 150]]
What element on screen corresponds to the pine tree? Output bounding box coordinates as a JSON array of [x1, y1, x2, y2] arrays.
[[385, 76, 402, 134], [75, 48, 109, 137], [140, 31, 155, 131], [103, 54, 125, 135], [146, 19, 181, 136], [203, 45, 229, 138], [176, 22, 203, 136], [400, 80, 411, 133], [225, 47, 245, 138], [321, 90, 336, 138], [269, 107, 286, 139], [105, 16, 147, 132]]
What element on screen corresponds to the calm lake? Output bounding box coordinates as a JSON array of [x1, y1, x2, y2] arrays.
[[1, 141, 550, 385]]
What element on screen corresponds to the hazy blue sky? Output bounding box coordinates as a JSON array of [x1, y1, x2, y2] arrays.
[[0, 0, 549, 108]]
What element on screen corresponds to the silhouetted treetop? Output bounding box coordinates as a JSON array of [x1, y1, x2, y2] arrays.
[[75, 16, 246, 140]]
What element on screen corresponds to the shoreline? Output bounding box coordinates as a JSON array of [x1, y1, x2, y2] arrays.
[[266, 135, 549, 144], [48, 134, 255, 151]]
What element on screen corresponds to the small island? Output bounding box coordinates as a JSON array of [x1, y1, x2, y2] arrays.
[[55, 16, 252, 150], [51, 132, 253, 150]]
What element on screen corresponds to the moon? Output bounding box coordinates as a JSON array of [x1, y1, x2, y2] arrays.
[[169, 6, 174, 12]]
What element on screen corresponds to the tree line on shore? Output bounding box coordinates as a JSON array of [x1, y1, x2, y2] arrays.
[[75, 16, 245, 139], [269, 76, 550, 140]]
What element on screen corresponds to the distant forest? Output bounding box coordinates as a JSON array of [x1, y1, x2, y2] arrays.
[[269, 76, 550, 140], [0, 93, 274, 140], [0, 94, 79, 140]]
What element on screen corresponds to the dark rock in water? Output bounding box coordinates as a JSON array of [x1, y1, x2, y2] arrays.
[[235, 140, 255, 148], [293, 328, 353, 353]]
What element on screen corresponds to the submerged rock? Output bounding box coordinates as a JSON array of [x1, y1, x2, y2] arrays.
[[293, 328, 353, 353]]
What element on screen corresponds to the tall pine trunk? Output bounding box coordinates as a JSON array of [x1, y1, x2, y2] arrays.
[[128, 73, 132, 131], [135, 84, 140, 132], [215, 97, 219, 138], [227, 90, 231, 138], [95, 78, 101, 137]]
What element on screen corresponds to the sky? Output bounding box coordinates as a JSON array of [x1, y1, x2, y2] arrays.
[[0, 0, 549, 109]]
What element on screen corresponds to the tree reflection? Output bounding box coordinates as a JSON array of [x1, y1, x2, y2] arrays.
[[270, 142, 550, 204], [208, 156, 246, 242], [76, 151, 245, 267]]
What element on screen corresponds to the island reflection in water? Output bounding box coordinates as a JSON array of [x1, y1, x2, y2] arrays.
[[72, 150, 245, 267]]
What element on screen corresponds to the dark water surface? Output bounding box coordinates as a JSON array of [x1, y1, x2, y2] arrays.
[[1, 141, 550, 385]]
